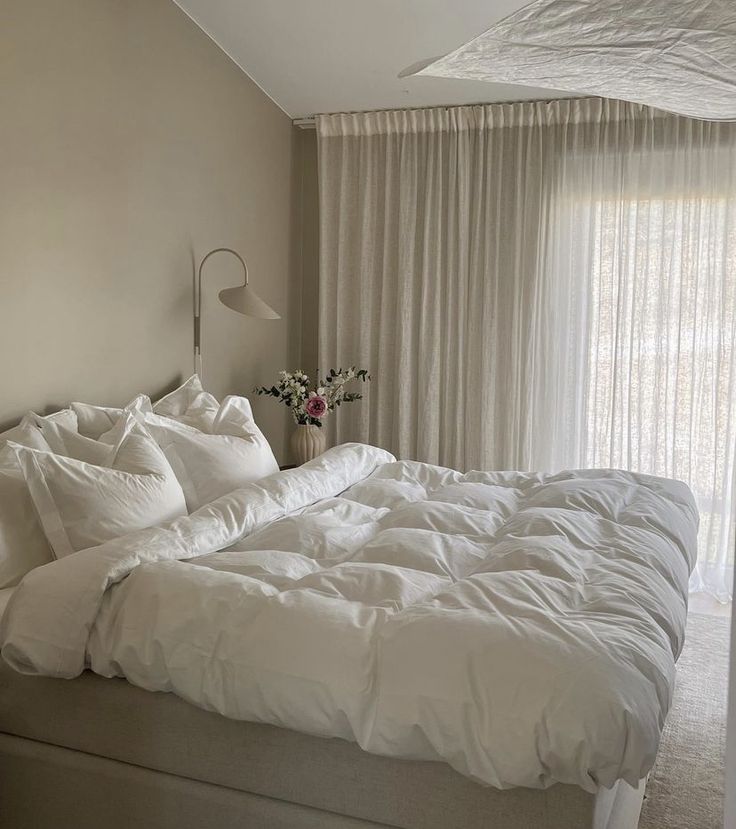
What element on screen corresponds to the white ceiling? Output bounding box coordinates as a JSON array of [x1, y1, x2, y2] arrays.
[[173, 0, 570, 119]]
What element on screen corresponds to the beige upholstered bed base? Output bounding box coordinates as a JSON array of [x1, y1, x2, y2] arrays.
[[0, 665, 645, 829]]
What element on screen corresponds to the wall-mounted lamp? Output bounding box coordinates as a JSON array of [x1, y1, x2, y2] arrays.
[[194, 247, 280, 378]]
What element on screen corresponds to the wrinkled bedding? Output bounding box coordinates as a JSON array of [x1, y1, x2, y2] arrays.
[[0, 443, 698, 792]]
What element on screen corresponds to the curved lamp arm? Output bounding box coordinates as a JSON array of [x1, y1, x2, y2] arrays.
[[197, 247, 249, 317], [194, 248, 249, 377], [193, 247, 279, 380]]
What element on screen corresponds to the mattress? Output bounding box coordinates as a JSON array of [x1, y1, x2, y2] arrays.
[[0, 661, 633, 829]]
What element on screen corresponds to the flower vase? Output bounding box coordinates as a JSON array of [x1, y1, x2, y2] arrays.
[[291, 424, 326, 465]]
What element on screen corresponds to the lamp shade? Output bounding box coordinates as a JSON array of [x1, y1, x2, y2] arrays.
[[218, 284, 280, 319]]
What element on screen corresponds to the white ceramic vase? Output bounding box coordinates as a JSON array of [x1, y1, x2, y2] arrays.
[[291, 424, 326, 465]]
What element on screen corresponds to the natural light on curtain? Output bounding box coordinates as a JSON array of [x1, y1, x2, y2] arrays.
[[578, 195, 736, 598], [317, 99, 736, 599]]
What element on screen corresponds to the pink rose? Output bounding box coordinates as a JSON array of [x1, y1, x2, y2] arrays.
[[305, 395, 327, 419]]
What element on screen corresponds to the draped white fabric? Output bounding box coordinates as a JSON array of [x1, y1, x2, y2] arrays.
[[407, 0, 736, 122], [317, 98, 736, 599]]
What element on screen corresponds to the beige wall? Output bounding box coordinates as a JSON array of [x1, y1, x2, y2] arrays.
[[0, 0, 300, 460]]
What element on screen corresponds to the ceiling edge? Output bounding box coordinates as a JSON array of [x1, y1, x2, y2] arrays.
[[171, 1, 293, 119]]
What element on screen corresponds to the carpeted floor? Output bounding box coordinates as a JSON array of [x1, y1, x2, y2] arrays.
[[638, 612, 730, 829]]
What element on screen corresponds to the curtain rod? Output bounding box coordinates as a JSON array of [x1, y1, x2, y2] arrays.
[[293, 97, 597, 130]]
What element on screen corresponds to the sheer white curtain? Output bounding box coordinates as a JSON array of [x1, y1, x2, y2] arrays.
[[317, 98, 736, 599]]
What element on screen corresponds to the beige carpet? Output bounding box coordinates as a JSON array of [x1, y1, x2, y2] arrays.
[[639, 612, 729, 829]]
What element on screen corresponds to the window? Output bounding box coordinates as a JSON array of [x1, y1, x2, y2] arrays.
[[582, 195, 736, 597]]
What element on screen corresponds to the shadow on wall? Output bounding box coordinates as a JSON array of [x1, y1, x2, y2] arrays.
[[0, 374, 185, 434]]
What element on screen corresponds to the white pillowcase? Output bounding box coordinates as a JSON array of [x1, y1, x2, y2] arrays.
[[0, 417, 56, 588], [40, 419, 122, 467], [71, 376, 279, 512], [75, 374, 279, 512], [129, 396, 279, 511], [0, 414, 50, 451], [153, 377, 276, 448], [72, 394, 151, 440], [73, 376, 218, 435], [13, 413, 187, 557], [27, 408, 79, 433], [152, 375, 221, 430], [120, 376, 279, 509]]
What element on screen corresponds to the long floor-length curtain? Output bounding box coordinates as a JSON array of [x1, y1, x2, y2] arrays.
[[317, 98, 736, 599]]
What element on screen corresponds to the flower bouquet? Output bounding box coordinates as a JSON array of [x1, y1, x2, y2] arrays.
[[255, 367, 370, 463]]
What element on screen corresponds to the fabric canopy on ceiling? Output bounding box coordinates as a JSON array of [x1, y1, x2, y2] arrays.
[[406, 0, 736, 121]]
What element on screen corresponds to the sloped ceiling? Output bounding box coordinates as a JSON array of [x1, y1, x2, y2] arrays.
[[173, 0, 570, 118]]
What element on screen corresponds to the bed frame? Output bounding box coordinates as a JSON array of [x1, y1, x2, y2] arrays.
[[0, 667, 644, 829]]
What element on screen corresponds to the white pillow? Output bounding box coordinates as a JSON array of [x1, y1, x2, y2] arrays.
[[12, 413, 187, 558], [152, 377, 279, 505], [0, 414, 50, 451], [27, 408, 79, 433], [40, 419, 120, 466], [152, 375, 220, 430], [0, 418, 55, 588], [72, 394, 151, 440], [128, 397, 279, 511], [70, 377, 279, 511], [153, 377, 276, 451]]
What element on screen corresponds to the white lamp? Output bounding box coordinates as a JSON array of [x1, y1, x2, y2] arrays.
[[194, 247, 280, 377]]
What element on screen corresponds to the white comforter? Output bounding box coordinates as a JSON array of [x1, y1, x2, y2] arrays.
[[0, 443, 698, 792]]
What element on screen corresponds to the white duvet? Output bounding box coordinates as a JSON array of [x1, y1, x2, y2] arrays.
[[0, 443, 698, 792]]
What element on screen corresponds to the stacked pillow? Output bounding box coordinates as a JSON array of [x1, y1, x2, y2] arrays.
[[151, 374, 221, 429], [73, 376, 279, 511], [0, 376, 278, 586], [17, 413, 188, 558], [71, 393, 152, 441], [0, 417, 58, 589]]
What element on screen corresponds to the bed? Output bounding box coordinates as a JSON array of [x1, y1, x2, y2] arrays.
[[0, 390, 698, 829]]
